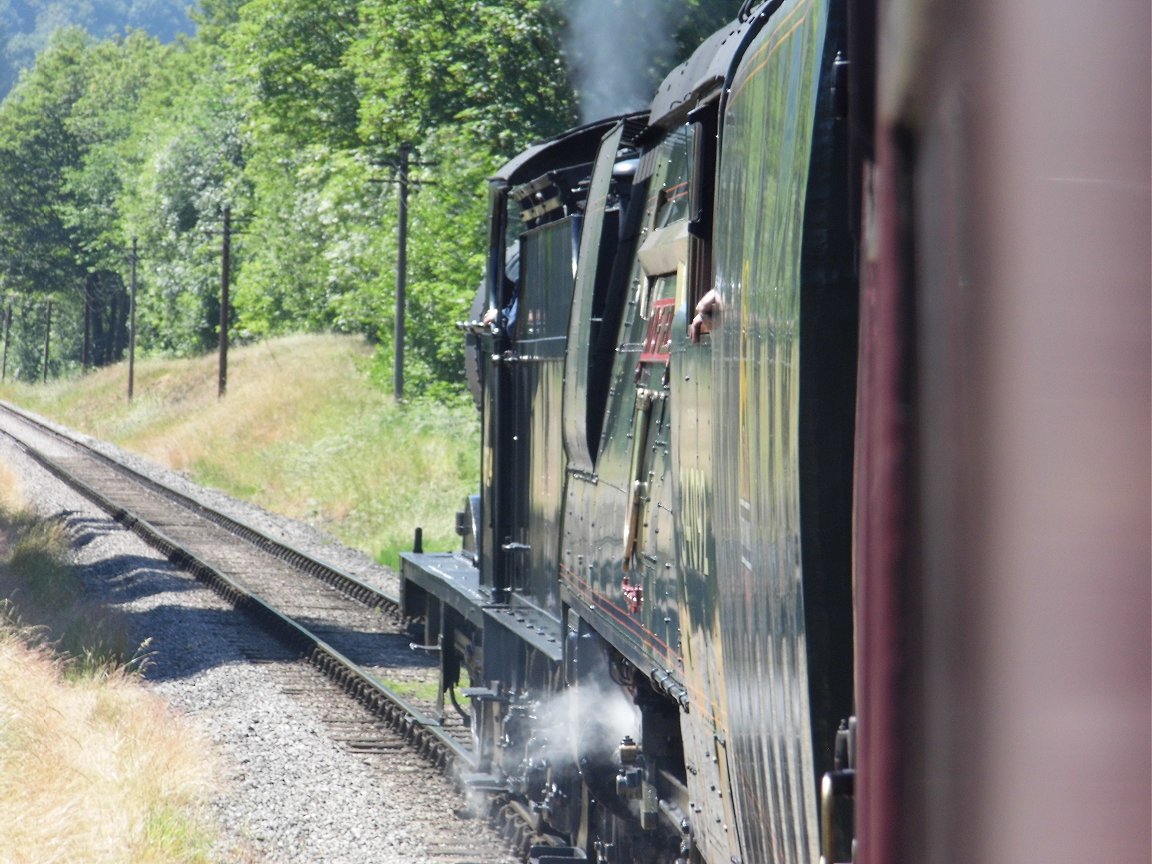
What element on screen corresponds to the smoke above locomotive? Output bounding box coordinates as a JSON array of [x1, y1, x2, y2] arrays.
[[561, 0, 679, 123]]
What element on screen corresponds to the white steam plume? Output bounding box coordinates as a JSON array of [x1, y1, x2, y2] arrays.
[[563, 0, 680, 124], [533, 678, 641, 767]]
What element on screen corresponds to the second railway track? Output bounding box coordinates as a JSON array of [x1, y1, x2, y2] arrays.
[[0, 400, 549, 862]]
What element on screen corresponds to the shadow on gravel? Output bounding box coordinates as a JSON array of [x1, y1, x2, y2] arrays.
[[58, 510, 435, 686], [120, 603, 302, 681], [82, 554, 203, 604], [54, 510, 123, 549], [70, 548, 300, 682], [295, 619, 438, 670], [87, 570, 435, 684], [124, 605, 438, 683]]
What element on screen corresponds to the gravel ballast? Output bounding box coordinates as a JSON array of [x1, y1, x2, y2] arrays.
[[0, 429, 514, 864]]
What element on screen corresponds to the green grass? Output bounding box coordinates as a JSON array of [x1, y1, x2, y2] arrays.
[[379, 677, 441, 705], [143, 803, 216, 861], [0, 333, 480, 569]]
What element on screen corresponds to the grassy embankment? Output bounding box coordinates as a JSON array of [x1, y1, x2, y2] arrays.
[[0, 333, 481, 569], [0, 465, 221, 862]]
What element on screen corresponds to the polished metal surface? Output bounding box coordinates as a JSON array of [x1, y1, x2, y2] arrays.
[[710, 2, 834, 861]]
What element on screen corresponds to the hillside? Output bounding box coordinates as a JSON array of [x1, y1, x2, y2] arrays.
[[0, 333, 480, 568], [0, 0, 193, 95]]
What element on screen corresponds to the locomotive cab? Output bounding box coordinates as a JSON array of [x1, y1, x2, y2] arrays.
[[400, 115, 648, 812]]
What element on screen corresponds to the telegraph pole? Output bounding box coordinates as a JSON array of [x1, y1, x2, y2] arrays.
[[42, 299, 51, 383], [367, 143, 430, 402], [218, 205, 231, 399], [1, 303, 10, 382], [128, 237, 138, 402], [82, 276, 91, 371], [394, 142, 411, 402]]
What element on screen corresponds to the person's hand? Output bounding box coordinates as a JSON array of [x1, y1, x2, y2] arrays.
[[688, 289, 720, 343]]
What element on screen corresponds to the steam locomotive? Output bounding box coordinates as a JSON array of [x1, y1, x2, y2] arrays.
[[401, 1, 1150, 862]]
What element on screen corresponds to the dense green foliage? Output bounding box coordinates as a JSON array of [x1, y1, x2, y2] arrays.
[[0, 0, 733, 395]]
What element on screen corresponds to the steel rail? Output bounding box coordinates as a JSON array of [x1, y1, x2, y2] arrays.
[[0, 402, 566, 860], [0, 400, 399, 611], [0, 403, 476, 775]]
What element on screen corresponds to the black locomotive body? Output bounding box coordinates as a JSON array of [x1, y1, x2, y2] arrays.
[[401, 2, 857, 861], [401, 0, 1151, 860]]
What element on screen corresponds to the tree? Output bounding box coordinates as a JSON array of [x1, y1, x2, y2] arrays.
[[0, 27, 95, 375], [351, 0, 577, 151], [117, 42, 249, 356], [346, 0, 579, 392], [230, 144, 391, 340], [229, 0, 361, 150], [221, 0, 379, 342], [60, 32, 174, 364], [0, 0, 194, 97], [0, 28, 90, 294]]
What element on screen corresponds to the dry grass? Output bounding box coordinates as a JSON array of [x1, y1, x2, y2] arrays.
[[0, 462, 21, 511], [0, 465, 134, 672], [0, 477, 220, 863], [0, 638, 217, 863], [0, 333, 481, 568]]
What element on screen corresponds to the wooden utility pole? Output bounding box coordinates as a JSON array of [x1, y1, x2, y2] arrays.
[[128, 237, 138, 402], [82, 276, 91, 371], [394, 143, 411, 403], [1, 304, 10, 382], [367, 143, 429, 402], [42, 299, 51, 383], [218, 205, 231, 399]]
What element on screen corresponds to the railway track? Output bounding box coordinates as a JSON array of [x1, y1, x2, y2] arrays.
[[0, 401, 554, 861]]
